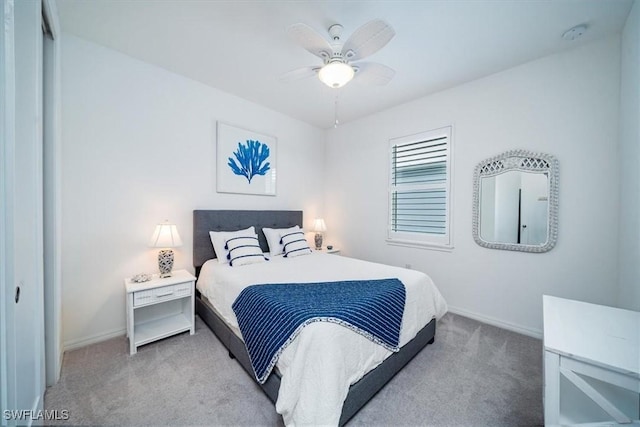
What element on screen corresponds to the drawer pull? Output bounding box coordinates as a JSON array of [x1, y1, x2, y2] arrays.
[[156, 291, 174, 297]]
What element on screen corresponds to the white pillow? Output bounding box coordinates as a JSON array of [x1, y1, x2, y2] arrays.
[[226, 234, 266, 267], [263, 226, 300, 257], [209, 226, 255, 264], [280, 229, 312, 258]]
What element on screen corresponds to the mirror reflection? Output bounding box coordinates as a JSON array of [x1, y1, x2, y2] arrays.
[[479, 171, 549, 245]]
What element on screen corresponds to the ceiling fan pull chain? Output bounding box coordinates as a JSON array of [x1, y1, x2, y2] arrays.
[[334, 92, 339, 128]]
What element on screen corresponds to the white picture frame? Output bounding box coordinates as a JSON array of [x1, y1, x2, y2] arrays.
[[216, 122, 277, 196]]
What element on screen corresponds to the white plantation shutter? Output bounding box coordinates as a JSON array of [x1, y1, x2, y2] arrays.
[[388, 127, 452, 248]]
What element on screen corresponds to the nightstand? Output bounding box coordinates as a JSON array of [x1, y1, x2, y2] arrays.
[[326, 247, 341, 255], [125, 269, 196, 355]]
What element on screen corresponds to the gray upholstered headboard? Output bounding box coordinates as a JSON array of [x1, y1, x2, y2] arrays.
[[193, 210, 303, 273]]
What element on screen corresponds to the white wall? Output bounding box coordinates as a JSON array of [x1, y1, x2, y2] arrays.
[[61, 34, 326, 349], [324, 37, 621, 337], [618, 0, 640, 312]]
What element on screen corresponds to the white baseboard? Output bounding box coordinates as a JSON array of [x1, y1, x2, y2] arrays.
[[62, 310, 541, 351], [63, 327, 126, 352], [447, 305, 542, 339]]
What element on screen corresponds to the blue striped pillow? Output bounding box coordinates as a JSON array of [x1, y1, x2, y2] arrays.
[[280, 230, 312, 258], [225, 235, 266, 267]]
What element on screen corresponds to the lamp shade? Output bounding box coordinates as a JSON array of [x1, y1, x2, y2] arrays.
[[313, 218, 327, 233], [149, 222, 183, 248], [318, 62, 354, 88]]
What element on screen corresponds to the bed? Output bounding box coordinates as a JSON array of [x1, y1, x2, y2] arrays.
[[193, 209, 447, 426]]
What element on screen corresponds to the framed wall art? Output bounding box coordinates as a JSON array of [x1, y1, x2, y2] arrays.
[[216, 122, 277, 196]]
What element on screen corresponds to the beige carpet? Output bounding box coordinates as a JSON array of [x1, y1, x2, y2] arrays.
[[45, 313, 543, 426]]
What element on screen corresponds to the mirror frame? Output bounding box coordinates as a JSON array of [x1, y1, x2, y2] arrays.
[[472, 150, 559, 253]]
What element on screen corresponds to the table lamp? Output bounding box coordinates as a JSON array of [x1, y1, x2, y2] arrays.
[[313, 218, 327, 251], [149, 221, 182, 277]]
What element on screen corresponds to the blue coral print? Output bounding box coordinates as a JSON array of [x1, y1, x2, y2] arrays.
[[227, 140, 271, 184]]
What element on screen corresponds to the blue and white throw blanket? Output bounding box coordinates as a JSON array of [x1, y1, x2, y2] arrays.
[[231, 278, 406, 384]]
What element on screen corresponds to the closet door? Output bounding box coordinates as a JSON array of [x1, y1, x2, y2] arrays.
[[1, 0, 46, 423]]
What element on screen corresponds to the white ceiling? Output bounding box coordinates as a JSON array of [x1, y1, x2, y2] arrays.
[[57, 0, 633, 129]]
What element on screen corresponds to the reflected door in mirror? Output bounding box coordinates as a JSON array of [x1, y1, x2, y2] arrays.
[[480, 171, 548, 245]]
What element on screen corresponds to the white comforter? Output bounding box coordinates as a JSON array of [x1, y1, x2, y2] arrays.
[[197, 252, 447, 426]]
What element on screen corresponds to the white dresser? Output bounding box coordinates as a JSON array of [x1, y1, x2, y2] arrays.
[[543, 295, 640, 425]]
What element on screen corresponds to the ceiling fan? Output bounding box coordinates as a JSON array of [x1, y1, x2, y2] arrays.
[[281, 19, 396, 89]]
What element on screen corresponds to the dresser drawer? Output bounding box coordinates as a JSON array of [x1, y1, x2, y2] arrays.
[[133, 282, 192, 307]]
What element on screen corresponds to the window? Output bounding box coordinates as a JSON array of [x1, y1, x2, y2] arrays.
[[388, 126, 453, 249]]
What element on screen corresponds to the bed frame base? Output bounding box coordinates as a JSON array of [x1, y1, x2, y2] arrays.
[[196, 292, 436, 426]]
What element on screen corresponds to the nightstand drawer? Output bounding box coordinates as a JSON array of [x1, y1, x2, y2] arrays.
[[133, 282, 192, 307]]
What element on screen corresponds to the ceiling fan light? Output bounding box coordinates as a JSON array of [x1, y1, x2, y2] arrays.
[[318, 62, 354, 88]]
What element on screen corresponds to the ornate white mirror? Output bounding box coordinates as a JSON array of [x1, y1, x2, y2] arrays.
[[473, 150, 559, 253]]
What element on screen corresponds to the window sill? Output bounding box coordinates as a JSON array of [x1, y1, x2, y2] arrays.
[[386, 239, 454, 252]]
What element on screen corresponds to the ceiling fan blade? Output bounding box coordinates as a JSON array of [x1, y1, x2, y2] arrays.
[[342, 20, 395, 62], [279, 66, 319, 83], [353, 62, 395, 85], [287, 23, 332, 60]]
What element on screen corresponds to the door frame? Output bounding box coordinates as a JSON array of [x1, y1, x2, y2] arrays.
[[42, 0, 63, 387]]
